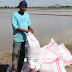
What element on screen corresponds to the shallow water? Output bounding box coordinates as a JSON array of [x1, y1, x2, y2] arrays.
[[0, 9, 72, 53]]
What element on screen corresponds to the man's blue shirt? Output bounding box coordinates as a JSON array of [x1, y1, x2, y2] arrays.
[[12, 12, 31, 42]]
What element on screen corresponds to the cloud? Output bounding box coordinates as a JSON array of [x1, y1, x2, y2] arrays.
[[26, 0, 72, 7], [0, 0, 72, 7]]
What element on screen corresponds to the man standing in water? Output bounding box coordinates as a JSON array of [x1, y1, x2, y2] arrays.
[[12, 0, 34, 72]]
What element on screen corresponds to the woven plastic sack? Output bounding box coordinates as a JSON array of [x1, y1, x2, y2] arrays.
[[21, 61, 32, 72], [58, 43, 72, 66], [26, 32, 41, 71], [6, 35, 72, 72], [6, 65, 12, 72], [6, 62, 34, 72], [39, 38, 67, 72], [21, 61, 39, 72]]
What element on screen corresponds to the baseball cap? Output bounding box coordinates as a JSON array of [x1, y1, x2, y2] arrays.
[[19, 0, 27, 7]]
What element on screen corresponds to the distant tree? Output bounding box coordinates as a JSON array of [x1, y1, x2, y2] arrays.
[[4, 6, 7, 8], [65, 6, 71, 7]]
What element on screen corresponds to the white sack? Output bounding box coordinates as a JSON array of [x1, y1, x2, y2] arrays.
[[39, 39, 66, 72], [26, 32, 41, 71], [58, 43, 72, 66], [6, 33, 72, 72]]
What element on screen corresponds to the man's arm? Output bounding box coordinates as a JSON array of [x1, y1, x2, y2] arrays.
[[16, 28, 30, 33], [12, 14, 31, 33], [28, 26, 34, 33]]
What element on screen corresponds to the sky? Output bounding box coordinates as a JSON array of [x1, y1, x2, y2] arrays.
[[0, 0, 72, 7]]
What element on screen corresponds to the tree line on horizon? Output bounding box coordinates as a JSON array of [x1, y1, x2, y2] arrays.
[[0, 6, 72, 8]]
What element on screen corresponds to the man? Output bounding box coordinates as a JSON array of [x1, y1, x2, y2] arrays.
[[12, 0, 34, 72]]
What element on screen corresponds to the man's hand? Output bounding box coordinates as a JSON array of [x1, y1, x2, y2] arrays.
[[28, 26, 34, 33], [16, 27, 34, 33], [25, 30, 31, 33], [16, 28, 31, 33], [30, 29, 34, 33]]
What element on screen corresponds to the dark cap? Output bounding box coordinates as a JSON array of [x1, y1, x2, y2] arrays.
[[19, 0, 27, 7]]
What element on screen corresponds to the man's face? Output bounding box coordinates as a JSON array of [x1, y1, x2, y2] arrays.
[[19, 5, 27, 13]]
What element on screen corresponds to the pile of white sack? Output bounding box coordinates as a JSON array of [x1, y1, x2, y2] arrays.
[[7, 32, 72, 72]]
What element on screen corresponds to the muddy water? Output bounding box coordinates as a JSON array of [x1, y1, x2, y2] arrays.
[[0, 9, 72, 53]]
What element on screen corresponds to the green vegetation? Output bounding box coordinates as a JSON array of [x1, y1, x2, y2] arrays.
[[27, 6, 72, 10], [0, 6, 18, 9], [0, 6, 72, 9]]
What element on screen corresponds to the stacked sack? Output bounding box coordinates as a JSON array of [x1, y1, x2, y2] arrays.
[[39, 39, 72, 72], [7, 32, 72, 72]]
